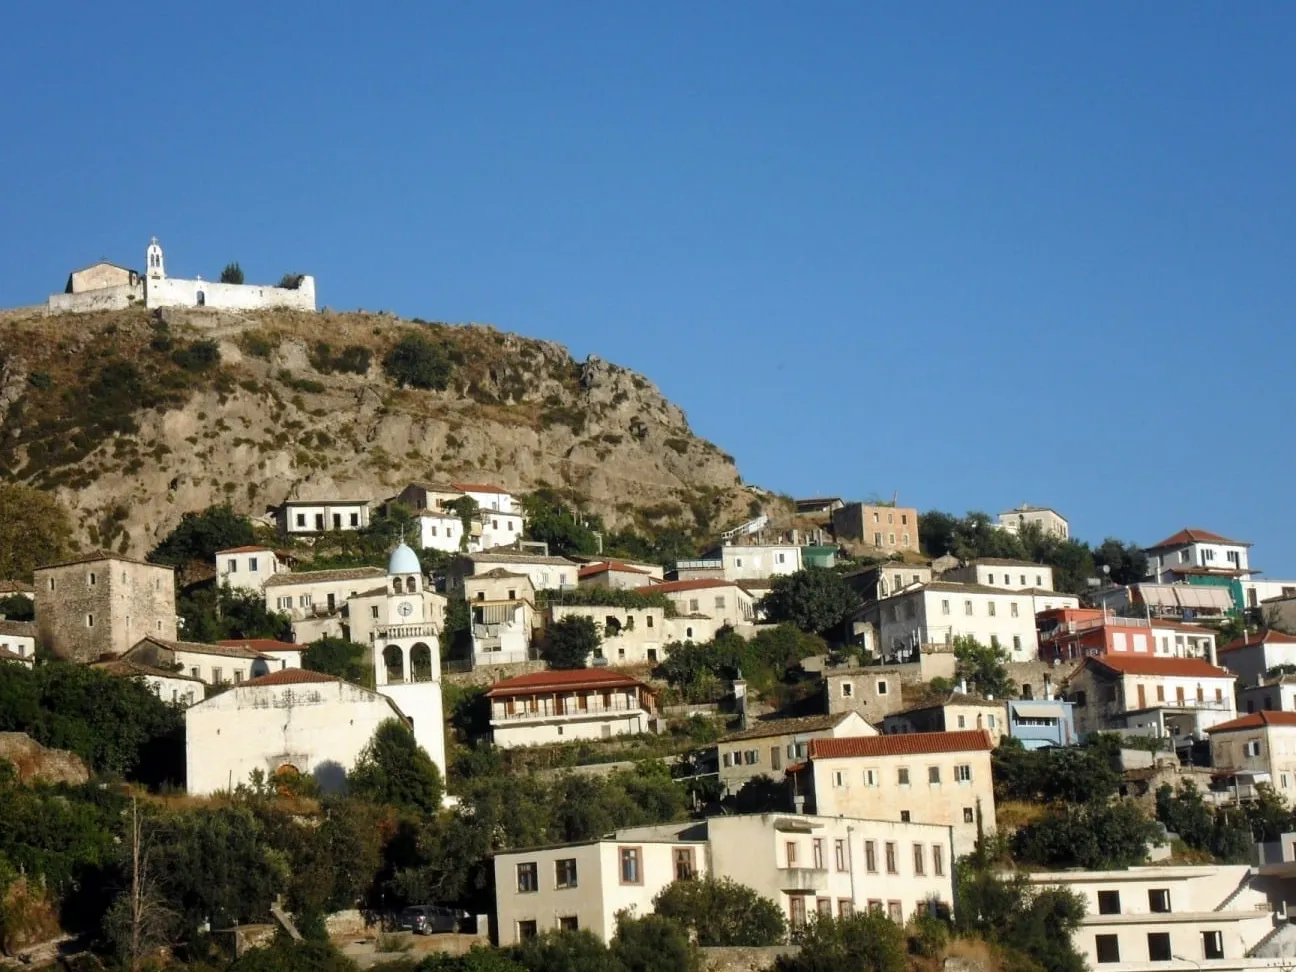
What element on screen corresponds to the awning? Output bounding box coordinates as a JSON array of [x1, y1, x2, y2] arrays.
[[1139, 585, 1180, 608], [1174, 587, 1232, 610], [1012, 703, 1062, 719]]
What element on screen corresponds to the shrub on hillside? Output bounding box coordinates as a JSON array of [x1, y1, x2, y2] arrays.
[[382, 334, 453, 390], [171, 340, 221, 372]]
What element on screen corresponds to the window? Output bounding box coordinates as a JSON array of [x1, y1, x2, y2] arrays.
[[903, 534, 910, 547], [517, 920, 538, 940], [1097, 891, 1121, 915], [832, 770, 846, 788], [884, 842, 897, 874], [988, 714, 997, 729], [1012, 635, 1021, 652], [248, 557, 258, 571], [877, 679, 888, 695], [928, 766, 941, 784], [1035, 575, 1043, 586], [786, 841, 798, 866], [296, 513, 306, 528], [299, 594, 312, 607], [1245, 740, 1263, 757], [674, 847, 696, 880], [88, 571, 98, 586], [955, 764, 972, 783], [689, 599, 699, 612], [900, 810, 911, 822], [864, 841, 877, 872], [888, 533, 895, 545], [963, 807, 974, 823], [1095, 935, 1120, 964], [898, 767, 910, 785], [233, 671, 244, 684], [516, 862, 539, 893], [874, 532, 883, 546], [619, 847, 642, 884], [841, 682, 854, 698], [988, 602, 996, 617], [1010, 602, 1018, 617], [1148, 889, 1170, 913], [816, 897, 832, 918], [1156, 685, 1165, 702], [1147, 933, 1171, 963], [277, 596, 292, 610], [864, 769, 878, 787], [350, 513, 359, 527], [887, 901, 902, 923], [554, 858, 578, 888], [1202, 930, 1224, 960], [912, 844, 925, 875], [932, 844, 944, 876], [867, 899, 883, 914], [834, 839, 846, 872], [744, 750, 758, 765], [722, 753, 732, 768], [558, 916, 579, 932], [789, 896, 806, 928], [942, 599, 950, 616], [735, 559, 743, 568], [212, 667, 223, 684], [957, 715, 966, 728], [964, 600, 973, 616], [86, 613, 94, 628], [812, 839, 824, 869], [715, 596, 726, 609], [838, 899, 854, 918]]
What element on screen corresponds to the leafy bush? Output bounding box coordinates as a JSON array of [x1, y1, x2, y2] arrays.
[[278, 273, 305, 290], [349, 720, 444, 815], [171, 340, 221, 372], [992, 737, 1120, 805], [239, 332, 275, 359], [0, 484, 73, 582], [148, 503, 254, 566], [304, 637, 372, 685], [220, 262, 245, 284], [1011, 799, 1161, 869], [1155, 781, 1252, 862], [956, 861, 1087, 972], [541, 615, 599, 669], [656, 625, 824, 702], [382, 334, 452, 390], [653, 877, 786, 946], [762, 568, 861, 635], [778, 912, 907, 972]]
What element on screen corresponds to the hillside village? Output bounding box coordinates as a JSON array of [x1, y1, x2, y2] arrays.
[[7, 282, 1296, 972]]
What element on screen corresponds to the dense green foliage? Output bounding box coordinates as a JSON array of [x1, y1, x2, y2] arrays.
[[179, 584, 293, 644], [540, 586, 677, 615], [220, 262, 245, 284], [310, 342, 374, 375], [348, 720, 445, 815], [761, 568, 861, 635], [0, 483, 73, 582], [993, 737, 1121, 805], [952, 635, 1016, 699], [171, 339, 222, 372], [656, 624, 824, 702], [0, 593, 34, 621], [520, 491, 600, 556], [303, 636, 372, 685], [776, 912, 908, 972], [0, 661, 182, 781], [383, 333, 454, 390], [542, 615, 599, 669], [652, 876, 786, 946], [1011, 800, 1161, 869], [956, 859, 1088, 972], [1155, 781, 1253, 862], [520, 489, 704, 566], [149, 504, 256, 566]]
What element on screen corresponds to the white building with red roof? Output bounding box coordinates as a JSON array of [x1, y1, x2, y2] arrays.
[[485, 668, 660, 749], [1218, 628, 1296, 687], [576, 561, 657, 591], [1207, 710, 1296, 798], [185, 668, 408, 795], [650, 578, 758, 627], [1146, 528, 1253, 581], [216, 639, 307, 670], [1064, 654, 1237, 745], [799, 730, 996, 855]]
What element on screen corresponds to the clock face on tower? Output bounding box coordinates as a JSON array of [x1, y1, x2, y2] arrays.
[[397, 601, 414, 618]]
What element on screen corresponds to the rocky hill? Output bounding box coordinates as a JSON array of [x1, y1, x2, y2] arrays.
[[0, 305, 760, 557]]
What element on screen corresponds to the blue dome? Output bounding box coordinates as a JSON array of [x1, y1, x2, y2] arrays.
[[388, 542, 421, 576]]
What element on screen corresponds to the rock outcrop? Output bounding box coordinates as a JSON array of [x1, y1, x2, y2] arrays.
[[0, 732, 90, 785]]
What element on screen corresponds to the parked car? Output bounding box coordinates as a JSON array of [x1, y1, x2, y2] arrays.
[[395, 905, 464, 935]]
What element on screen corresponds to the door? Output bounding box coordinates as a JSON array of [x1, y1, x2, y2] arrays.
[[1137, 684, 1146, 708], [315, 514, 325, 530]]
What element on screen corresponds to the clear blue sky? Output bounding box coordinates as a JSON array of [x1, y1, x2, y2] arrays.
[[2, 4, 1293, 572]]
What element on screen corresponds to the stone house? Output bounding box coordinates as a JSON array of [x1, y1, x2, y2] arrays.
[[486, 668, 660, 749], [576, 562, 656, 591], [34, 554, 176, 663], [831, 504, 920, 554], [449, 552, 579, 594], [881, 694, 1008, 741], [549, 604, 666, 666], [1206, 711, 1296, 797], [185, 669, 405, 796], [800, 730, 996, 857], [712, 711, 876, 795], [822, 665, 907, 724], [263, 566, 387, 622]]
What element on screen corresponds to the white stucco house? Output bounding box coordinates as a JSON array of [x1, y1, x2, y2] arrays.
[[0, 620, 37, 668], [487, 668, 660, 749], [996, 505, 1069, 540], [91, 658, 206, 706], [216, 546, 288, 593], [451, 482, 517, 514], [123, 636, 279, 686], [275, 499, 372, 535], [184, 669, 407, 795], [415, 510, 466, 553], [1146, 528, 1253, 582], [703, 542, 803, 581], [940, 559, 1055, 592]]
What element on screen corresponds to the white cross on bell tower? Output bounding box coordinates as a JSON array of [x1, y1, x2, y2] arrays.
[[145, 236, 166, 280]]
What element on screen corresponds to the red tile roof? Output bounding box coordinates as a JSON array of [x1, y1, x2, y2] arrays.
[[1150, 620, 1218, 635], [486, 667, 649, 697], [216, 545, 273, 555], [1148, 528, 1250, 549], [1083, 655, 1235, 679], [0, 581, 34, 595], [653, 578, 736, 594], [452, 482, 510, 494], [216, 639, 308, 653], [242, 668, 343, 687], [578, 561, 649, 579], [809, 730, 993, 759], [1220, 629, 1296, 654], [1205, 711, 1296, 733]]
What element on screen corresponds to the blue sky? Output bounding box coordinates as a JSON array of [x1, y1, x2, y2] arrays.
[[2, 4, 1293, 571]]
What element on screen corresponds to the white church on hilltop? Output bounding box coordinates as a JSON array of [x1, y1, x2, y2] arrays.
[[48, 237, 316, 315]]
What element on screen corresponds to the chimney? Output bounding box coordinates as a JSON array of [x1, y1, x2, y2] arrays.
[[793, 795, 806, 814], [791, 528, 800, 545], [959, 678, 968, 695]]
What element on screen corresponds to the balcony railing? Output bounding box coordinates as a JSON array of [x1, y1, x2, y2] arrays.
[[494, 701, 650, 722], [378, 624, 439, 639]]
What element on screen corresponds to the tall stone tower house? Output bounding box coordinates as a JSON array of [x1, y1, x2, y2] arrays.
[[34, 554, 177, 663]]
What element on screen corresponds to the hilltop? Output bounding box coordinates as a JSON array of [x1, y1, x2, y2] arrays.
[[0, 305, 760, 557]]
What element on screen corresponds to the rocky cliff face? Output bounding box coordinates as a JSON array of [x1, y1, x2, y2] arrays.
[[0, 305, 754, 556]]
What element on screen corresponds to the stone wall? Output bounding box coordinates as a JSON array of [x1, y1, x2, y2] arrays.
[[701, 945, 798, 972], [47, 283, 142, 315], [1006, 659, 1078, 701], [146, 275, 316, 312], [35, 558, 176, 663]]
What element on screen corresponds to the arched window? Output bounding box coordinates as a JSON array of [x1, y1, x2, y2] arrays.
[[382, 644, 404, 683], [196, 291, 206, 307], [410, 643, 433, 681], [392, 578, 403, 595], [407, 575, 418, 592]]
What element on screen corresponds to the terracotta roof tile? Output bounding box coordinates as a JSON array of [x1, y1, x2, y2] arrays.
[[810, 730, 993, 759], [264, 566, 386, 588], [91, 659, 205, 683], [216, 639, 307, 653], [242, 668, 344, 687], [1083, 655, 1235, 679], [578, 561, 650, 578], [0, 581, 34, 595], [1148, 528, 1251, 550], [470, 552, 576, 567], [131, 637, 269, 659], [216, 545, 274, 555], [1220, 629, 1296, 654], [485, 667, 649, 697], [0, 620, 36, 638], [1205, 711, 1296, 733], [721, 713, 857, 743], [654, 578, 738, 594]]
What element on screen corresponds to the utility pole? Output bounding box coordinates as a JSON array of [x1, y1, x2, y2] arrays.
[[130, 795, 141, 972]]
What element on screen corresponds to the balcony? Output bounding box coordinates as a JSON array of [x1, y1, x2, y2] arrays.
[[778, 867, 829, 892], [493, 701, 651, 723], [378, 624, 439, 640]]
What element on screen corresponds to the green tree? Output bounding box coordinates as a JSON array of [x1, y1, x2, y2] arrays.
[[170, 340, 222, 372], [955, 861, 1087, 972], [0, 593, 34, 621], [220, 262, 245, 284], [227, 939, 358, 972], [303, 637, 372, 685], [521, 491, 600, 557], [0, 484, 73, 582], [1011, 800, 1160, 869], [1155, 781, 1252, 861], [652, 877, 786, 946], [761, 568, 861, 635], [542, 615, 599, 669], [953, 635, 1016, 699], [278, 273, 305, 290], [348, 720, 444, 815], [508, 929, 619, 972], [148, 504, 255, 567], [776, 912, 906, 972], [992, 739, 1120, 805], [612, 913, 701, 972], [1092, 539, 1149, 586], [382, 334, 453, 390]]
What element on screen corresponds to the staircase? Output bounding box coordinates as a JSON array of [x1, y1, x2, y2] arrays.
[[721, 515, 768, 541]]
